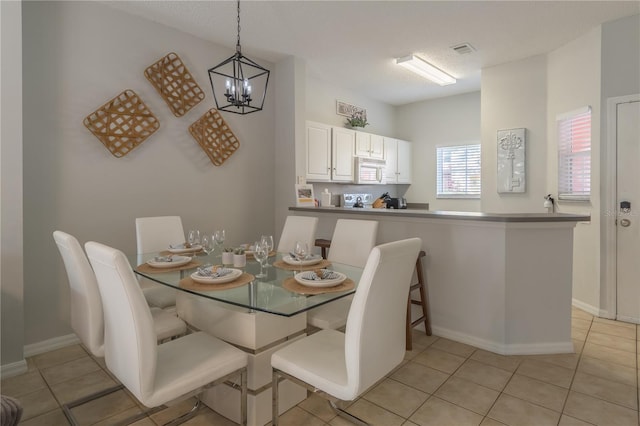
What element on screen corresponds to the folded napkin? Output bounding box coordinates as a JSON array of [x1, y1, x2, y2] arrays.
[[169, 243, 186, 249], [300, 269, 339, 281], [196, 267, 232, 278], [153, 255, 174, 263], [289, 252, 313, 261]]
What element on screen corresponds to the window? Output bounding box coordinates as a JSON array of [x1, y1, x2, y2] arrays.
[[557, 107, 591, 201], [436, 144, 481, 198]]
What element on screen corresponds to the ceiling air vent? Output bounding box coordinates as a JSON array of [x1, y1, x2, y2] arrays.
[[451, 43, 475, 55]]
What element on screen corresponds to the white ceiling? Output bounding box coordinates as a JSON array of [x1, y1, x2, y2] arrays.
[[105, 1, 639, 106]]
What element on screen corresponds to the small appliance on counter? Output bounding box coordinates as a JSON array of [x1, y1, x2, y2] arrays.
[[386, 197, 407, 209], [342, 193, 374, 208], [373, 192, 390, 208]]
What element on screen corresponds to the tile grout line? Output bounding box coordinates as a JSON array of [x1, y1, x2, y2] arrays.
[[556, 316, 593, 426]]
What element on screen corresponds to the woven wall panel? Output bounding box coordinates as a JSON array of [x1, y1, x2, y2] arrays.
[[83, 89, 159, 158], [189, 109, 239, 166], [144, 52, 205, 117]]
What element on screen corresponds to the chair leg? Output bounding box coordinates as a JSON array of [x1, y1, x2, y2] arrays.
[[329, 400, 370, 426], [272, 369, 280, 426], [62, 384, 124, 425]]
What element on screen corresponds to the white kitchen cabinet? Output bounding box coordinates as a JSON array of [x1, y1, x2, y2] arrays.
[[331, 127, 356, 182], [397, 139, 412, 183], [305, 122, 355, 183], [384, 138, 412, 184], [305, 121, 332, 181], [355, 131, 384, 159], [384, 138, 398, 182]]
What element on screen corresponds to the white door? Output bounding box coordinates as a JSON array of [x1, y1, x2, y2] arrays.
[[616, 100, 640, 323]]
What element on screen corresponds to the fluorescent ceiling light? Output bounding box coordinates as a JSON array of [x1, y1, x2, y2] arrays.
[[396, 54, 456, 86]]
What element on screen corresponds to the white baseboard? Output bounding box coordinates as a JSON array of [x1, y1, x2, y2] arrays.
[[23, 333, 80, 358], [571, 298, 606, 318], [1, 334, 80, 379], [615, 314, 640, 325], [431, 326, 574, 356], [0, 359, 28, 379]]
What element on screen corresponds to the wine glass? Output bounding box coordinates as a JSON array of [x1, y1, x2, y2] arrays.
[[187, 230, 200, 247], [201, 233, 215, 256], [214, 229, 226, 247], [294, 241, 308, 261], [253, 240, 268, 278], [260, 235, 274, 267]]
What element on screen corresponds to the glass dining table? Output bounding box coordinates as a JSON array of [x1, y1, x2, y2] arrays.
[[130, 250, 363, 425], [129, 251, 363, 317]]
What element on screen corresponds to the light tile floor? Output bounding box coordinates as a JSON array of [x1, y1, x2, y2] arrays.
[[2, 307, 639, 426]]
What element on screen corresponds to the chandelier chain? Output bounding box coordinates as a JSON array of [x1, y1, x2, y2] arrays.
[[236, 0, 241, 50]]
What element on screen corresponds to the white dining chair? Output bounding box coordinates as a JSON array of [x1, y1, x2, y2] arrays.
[[271, 238, 421, 425], [276, 216, 319, 254], [306, 219, 378, 330], [53, 231, 187, 424], [135, 216, 185, 309], [85, 241, 248, 425]]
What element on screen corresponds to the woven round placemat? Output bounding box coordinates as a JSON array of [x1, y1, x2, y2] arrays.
[[282, 277, 355, 295], [273, 259, 332, 271], [179, 272, 254, 291], [136, 260, 202, 274]]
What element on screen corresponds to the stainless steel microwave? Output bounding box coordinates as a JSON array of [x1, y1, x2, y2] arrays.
[[354, 157, 386, 184]]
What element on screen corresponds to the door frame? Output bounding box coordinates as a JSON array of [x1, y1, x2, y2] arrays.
[[604, 93, 640, 320]]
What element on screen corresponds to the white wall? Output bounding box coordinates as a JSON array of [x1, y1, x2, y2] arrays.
[[547, 27, 602, 312], [274, 56, 305, 241], [21, 1, 276, 345], [396, 92, 481, 211], [305, 75, 395, 137], [481, 55, 548, 213], [1, 0, 25, 370], [303, 75, 400, 205]]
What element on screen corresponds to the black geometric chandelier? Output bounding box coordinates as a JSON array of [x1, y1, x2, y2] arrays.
[[208, 0, 270, 115]]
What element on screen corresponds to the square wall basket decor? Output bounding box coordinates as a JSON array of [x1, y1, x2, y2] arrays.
[[497, 128, 526, 193], [83, 89, 160, 158], [144, 52, 205, 117], [189, 108, 240, 166]]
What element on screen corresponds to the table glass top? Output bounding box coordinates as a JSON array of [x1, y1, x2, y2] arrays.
[[129, 251, 363, 317]]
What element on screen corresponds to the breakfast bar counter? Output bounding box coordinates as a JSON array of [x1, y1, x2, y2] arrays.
[[291, 206, 590, 355]]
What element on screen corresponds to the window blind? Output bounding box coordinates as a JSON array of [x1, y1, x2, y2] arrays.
[[557, 107, 591, 201], [436, 144, 481, 198]]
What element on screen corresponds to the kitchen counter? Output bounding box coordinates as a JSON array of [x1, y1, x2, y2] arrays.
[[290, 206, 589, 355], [290, 206, 590, 223]]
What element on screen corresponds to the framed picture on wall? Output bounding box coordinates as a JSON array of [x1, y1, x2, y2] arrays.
[[295, 184, 315, 207], [336, 100, 366, 119], [497, 128, 526, 193]]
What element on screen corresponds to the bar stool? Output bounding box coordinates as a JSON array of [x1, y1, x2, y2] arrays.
[[406, 250, 432, 350], [315, 238, 331, 259]]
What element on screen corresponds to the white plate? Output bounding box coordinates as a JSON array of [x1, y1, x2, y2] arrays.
[[168, 244, 202, 254], [190, 268, 243, 284], [294, 270, 347, 288], [146, 255, 191, 269], [283, 254, 323, 266]]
